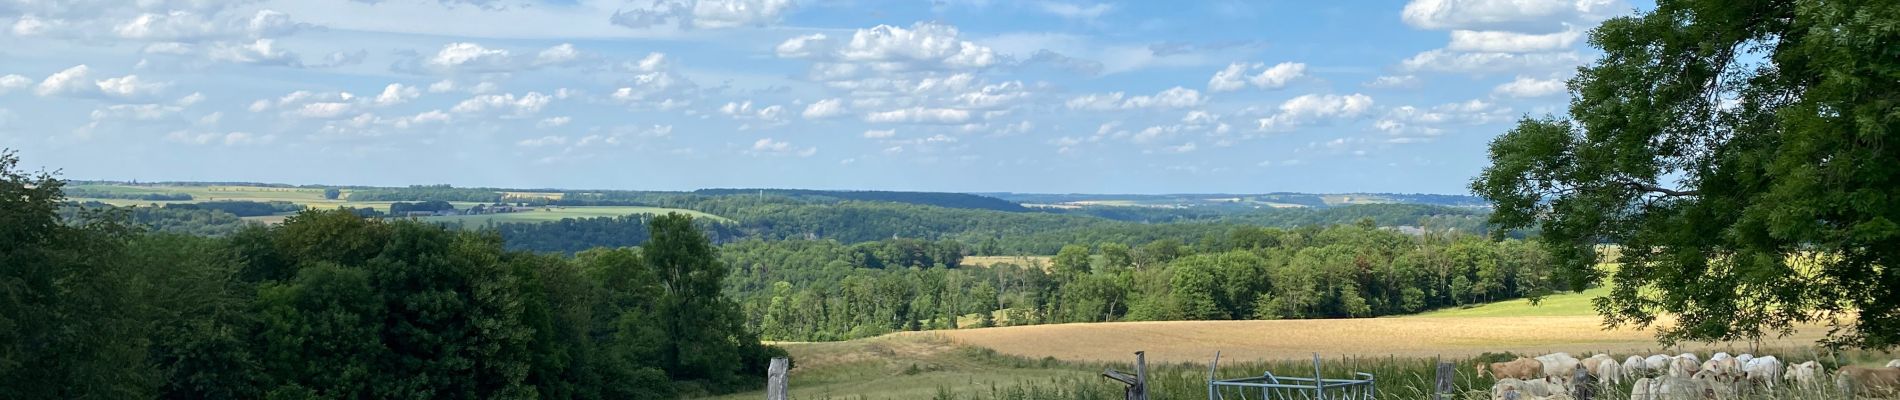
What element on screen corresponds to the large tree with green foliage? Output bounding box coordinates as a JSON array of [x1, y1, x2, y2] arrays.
[[1472, 0, 1899, 348]]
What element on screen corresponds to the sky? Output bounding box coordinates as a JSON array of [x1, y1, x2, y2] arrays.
[[0, 0, 1648, 194]]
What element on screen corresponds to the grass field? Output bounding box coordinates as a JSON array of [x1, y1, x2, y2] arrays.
[[67, 184, 726, 225]]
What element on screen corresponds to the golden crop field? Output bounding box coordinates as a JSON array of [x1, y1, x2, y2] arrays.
[[913, 316, 1831, 364]]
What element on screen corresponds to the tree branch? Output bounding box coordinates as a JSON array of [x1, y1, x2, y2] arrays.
[[1624, 181, 1700, 197]]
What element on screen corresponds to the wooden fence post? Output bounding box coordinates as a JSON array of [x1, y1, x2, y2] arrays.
[[1434, 357, 1455, 400], [767, 357, 789, 400]]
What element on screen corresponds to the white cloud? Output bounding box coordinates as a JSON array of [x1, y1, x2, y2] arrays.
[[1375, 98, 1516, 139], [0, 75, 31, 94], [691, 0, 797, 29], [374, 83, 421, 106], [1256, 93, 1376, 131], [1069, 87, 1204, 111], [1364, 75, 1422, 89], [775, 33, 829, 58], [1163, 142, 1198, 153], [612, 0, 797, 30], [393, 110, 451, 128], [1400, 0, 1624, 30], [208, 39, 299, 65], [777, 22, 1000, 71], [863, 107, 974, 124], [1038, 2, 1114, 20], [517, 135, 568, 147], [533, 43, 582, 66], [748, 137, 817, 157], [90, 103, 182, 121], [1208, 62, 1306, 92], [426, 42, 515, 72], [537, 116, 572, 128], [719, 100, 787, 123], [1492, 75, 1566, 97], [35, 65, 97, 97], [1399, 49, 1585, 73], [166, 130, 269, 146], [1448, 28, 1583, 53], [450, 92, 554, 117], [11, 15, 55, 36], [862, 129, 896, 138], [36, 65, 168, 99], [290, 102, 354, 119], [802, 98, 847, 119]]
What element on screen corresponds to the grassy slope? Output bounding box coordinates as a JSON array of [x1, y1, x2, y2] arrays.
[[1412, 286, 1610, 318]]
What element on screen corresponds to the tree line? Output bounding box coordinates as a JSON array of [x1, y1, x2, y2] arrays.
[[722, 221, 1560, 342], [2, 154, 781, 399]]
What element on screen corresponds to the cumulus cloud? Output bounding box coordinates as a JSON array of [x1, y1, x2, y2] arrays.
[[862, 129, 896, 138], [747, 137, 817, 157], [1207, 62, 1306, 92], [451, 92, 554, 117], [1255, 93, 1375, 131], [409, 42, 589, 73], [1399, 49, 1585, 73], [1447, 28, 1583, 53], [537, 116, 572, 128], [802, 98, 846, 119], [1400, 0, 1624, 31], [35, 65, 168, 99], [0, 74, 31, 94], [863, 107, 973, 124], [207, 39, 300, 65], [374, 83, 422, 106], [1375, 98, 1516, 140], [1491, 75, 1567, 97], [611, 0, 796, 30], [1067, 87, 1204, 111], [776, 22, 1001, 73]]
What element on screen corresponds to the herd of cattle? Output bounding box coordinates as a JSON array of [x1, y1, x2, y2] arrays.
[[1476, 352, 1900, 399]]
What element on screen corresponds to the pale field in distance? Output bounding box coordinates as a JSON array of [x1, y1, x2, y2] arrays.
[[958, 255, 1051, 269]]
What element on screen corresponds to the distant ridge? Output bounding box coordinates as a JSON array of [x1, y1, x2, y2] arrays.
[[693, 188, 1029, 212]]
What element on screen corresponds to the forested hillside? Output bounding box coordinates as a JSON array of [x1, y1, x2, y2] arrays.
[[2, 153, 780, 399]]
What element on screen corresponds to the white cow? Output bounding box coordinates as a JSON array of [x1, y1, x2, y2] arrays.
[[1624, 355, 1650, 376], [1646, 355, 1673, 373], [1734, 354, 1754, 365], [1537, 353, 1582, 386], [1711, 352, 1732, 361], [1492, 378, 1573, 400], [1669, 356, 1701, 378], [1887, 359, 1900, 368], [1742, 355, 1783, 388], [1596, 358, 1624, 385]]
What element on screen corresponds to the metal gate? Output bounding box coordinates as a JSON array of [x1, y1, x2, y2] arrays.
[[1207, 352, 1377, 400]]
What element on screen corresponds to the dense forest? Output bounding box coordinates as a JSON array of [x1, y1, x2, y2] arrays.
[[2, 154, 781, 399], [721, 222, 1559, 341]]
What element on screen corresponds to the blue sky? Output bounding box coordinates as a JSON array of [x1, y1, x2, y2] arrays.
[[0, 0, 1645, 194]]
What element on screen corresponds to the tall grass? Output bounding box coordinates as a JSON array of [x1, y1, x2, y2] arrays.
[[776, 344, 1898, 400]]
